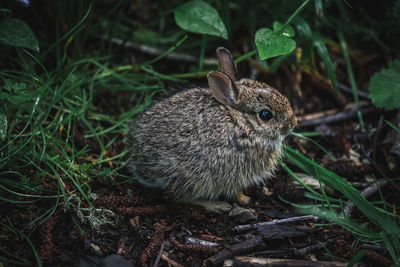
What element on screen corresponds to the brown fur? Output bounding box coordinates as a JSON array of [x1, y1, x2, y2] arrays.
[[129, 48, 296, 204]]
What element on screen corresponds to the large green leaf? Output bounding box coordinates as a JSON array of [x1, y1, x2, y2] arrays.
[[255, 27, 296, 59], [368, 59, 400, 110], [0, 18, 39, 51], [174, 0, 228, 39]]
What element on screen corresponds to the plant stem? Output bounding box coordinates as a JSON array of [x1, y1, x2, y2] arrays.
[[198, 35, 207, 71], [235, 49, 257, 63], [278, 0, 311, 34], [338, 30, 365, 130]]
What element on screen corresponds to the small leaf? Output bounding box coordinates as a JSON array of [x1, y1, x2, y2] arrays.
[[255, 28, 296, 59], [14, 82, 27, 92], [0, 92, 8, 99], [273, 21, 295, 37], [0, 111, 7, 140], [3, 79, 13, 91], [174, 0, 228, 39], [9, 91, 32, 104], [0, 18, 39, 51], [1, 80, 33, 104], [368, 59, 400, 110]]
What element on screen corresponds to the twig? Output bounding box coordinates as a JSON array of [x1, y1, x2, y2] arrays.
[[338, 83, 370, 100], [207, 234, 276, 265], [94, 195, 145, 207], [298, 106, 376, 128], [173, 240, 220, 254], [139, 220, 167, 266], [93, 35, 217, 65], [116, 205, 170, 216], [185, 237, 220, 247], [344, 181, 388, 216], [152, 241, 166, 267], [233, 215, 318, 232], [299, 102, 366, 121], [361, 243, 388, 252], [207, 236, 263, 265], [253, 249, 292, 256], [294, 237, 336, 255], [224, 256, 347, 267], [373, 115, 385, 164], [161, 252, 184, 267]]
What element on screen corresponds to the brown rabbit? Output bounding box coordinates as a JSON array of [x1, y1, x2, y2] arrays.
[[129, 48, 296, 211]]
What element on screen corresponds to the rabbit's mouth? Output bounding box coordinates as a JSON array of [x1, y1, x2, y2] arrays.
[[262, 135, 284, 150]]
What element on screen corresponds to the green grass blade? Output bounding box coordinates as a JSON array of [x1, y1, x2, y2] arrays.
[[337, 30, 364, 129], [284, 145, 400, 235], [386, 120, 400, 134], [291, 132, 336, 160], [348, 250, 365, 266], [314, 41, 339, 95]]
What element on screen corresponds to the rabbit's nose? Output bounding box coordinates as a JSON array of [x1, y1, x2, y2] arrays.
[[290, 114, 297, 128], [280, 114, 297, 135]]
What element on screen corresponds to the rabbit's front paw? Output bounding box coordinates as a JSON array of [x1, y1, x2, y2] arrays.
[[237, 191, 251, 205]]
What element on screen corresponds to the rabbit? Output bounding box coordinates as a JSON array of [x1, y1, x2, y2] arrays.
[[129, 47, 297, 212]]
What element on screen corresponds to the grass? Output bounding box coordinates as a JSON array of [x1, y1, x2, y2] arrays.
[[281, 141, 400, 265], [0, 4, 165, 265]]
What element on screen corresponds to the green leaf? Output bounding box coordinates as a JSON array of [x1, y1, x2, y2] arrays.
[[2, 80, 32, 104], [9, 91, 32, 104], [368, 59, 400, 110], [174, 0, 228, 39], [273, 21, 295, 37], [255, 28, 296, 59], [0, 111, 7, 140], [0, 92, 8, 100], [0, 18, 39, 51]]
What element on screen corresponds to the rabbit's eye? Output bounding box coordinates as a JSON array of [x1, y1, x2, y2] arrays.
[[258, 109, 273, 121]]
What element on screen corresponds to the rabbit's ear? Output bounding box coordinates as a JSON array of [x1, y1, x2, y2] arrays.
[[216, 47, 238, 81], [207, 71, 238, 107]]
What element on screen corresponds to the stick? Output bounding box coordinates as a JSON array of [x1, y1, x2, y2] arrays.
[[294, 237, 336, 255], [224, 256, 347, 267], [233, 215, 318, 232], [138, 220, 167, 266], [298, 106, 376, 128], [361, 243, 388, 252], [185, 237, 220, 247], [344, 181, 388, 216], [93, 35, 217, 65], [152, 241, 166, 267], [161, 252, 184, 267], [207, 235, 264, 266], [338, 83, 370, 100], [173, 240, 220, 254]]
